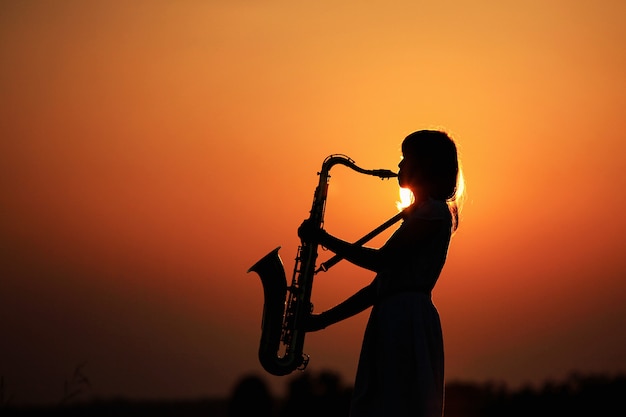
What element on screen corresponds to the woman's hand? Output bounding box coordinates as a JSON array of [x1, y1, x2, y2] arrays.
[[297, 219, 323, 242]]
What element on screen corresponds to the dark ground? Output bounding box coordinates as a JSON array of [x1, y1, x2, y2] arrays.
[[2, 371, 625, 416]]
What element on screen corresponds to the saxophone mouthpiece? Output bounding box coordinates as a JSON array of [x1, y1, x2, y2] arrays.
[[372, 169, 398, 178]]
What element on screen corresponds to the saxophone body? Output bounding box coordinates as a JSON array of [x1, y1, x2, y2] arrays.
[[248, 154, 397, 376]]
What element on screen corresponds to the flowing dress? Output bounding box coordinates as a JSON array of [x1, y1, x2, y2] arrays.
[[349, 199, 452, 417]]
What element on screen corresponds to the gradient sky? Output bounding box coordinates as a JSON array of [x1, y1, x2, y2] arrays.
[[1, 0, 625, 406]]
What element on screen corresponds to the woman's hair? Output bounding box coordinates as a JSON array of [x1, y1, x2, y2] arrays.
[[402, 130, 463, 231]]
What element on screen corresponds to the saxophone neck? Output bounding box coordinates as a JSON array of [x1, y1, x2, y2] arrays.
[[322, 154, 398, 179], [308, 154, 397, 226]]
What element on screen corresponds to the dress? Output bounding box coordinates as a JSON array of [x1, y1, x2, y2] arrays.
[[349, 199, 452, 417]]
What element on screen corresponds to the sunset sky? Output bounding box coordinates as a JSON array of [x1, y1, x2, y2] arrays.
[[1, 0, 625, 406]]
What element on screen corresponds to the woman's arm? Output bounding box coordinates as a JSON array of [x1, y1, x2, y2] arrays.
[[298, 209, 444, 272], [298, 219, 384, 271], [305, 280, 377, 331], [317, 231, 382, 271], [317, 216, 443, 271]]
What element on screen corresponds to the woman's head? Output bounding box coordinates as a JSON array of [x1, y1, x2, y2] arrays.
[[399, 130, 459, 201], [399, 130, 463, 231]]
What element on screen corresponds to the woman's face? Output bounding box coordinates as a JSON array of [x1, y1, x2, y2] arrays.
[[397, 154, 416, 190], [398, 153, 428, 202]]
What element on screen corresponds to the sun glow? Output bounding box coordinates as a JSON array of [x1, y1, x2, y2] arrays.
[[396, 187, 414, 211]]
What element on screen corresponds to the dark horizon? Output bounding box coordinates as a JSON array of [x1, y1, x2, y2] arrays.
[[3, 370, 625, 417]]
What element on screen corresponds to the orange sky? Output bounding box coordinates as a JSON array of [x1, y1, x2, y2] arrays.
[[1, 0, 625, 405]]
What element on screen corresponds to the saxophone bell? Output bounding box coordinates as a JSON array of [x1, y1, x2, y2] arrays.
[[248, 246, 307, 376]]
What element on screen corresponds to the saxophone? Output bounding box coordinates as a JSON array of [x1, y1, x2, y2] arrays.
[[248, 154, 401, 376]]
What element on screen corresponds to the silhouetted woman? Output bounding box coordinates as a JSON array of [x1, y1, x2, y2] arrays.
[[299, 130, 462, 417]]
